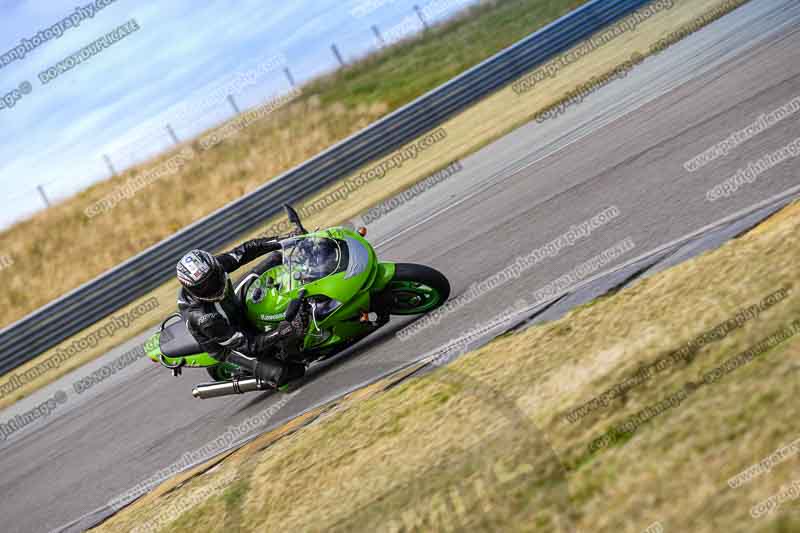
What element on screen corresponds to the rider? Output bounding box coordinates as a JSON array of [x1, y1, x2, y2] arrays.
[[176, 237, 306, 389]]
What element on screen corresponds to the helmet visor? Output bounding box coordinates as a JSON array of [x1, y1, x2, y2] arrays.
[[190, 268, 229, 302]]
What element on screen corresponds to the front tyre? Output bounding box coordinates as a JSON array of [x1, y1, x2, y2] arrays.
[[387, 263, 450, 315]]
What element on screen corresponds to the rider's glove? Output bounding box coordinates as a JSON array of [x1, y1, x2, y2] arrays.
[[246, 320, 294, 357], [253, 236, 280, 246], [276, 320, 296, 338]]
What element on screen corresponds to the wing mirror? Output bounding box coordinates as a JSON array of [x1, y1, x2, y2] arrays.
[[284, 204, 308, 235]]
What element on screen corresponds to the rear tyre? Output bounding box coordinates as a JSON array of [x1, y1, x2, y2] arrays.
[[387, 263, 450, 315]]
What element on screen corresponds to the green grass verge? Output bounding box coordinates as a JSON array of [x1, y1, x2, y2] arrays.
[[305, 0, 587, 109]]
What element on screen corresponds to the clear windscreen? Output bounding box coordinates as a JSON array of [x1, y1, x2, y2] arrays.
[[281, 236, 342, 288]]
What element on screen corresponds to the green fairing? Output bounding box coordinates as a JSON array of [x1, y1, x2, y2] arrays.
[[244, 227, 387, 351]]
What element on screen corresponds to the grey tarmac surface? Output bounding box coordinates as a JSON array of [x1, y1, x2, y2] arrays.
[[0, 1, 798, 531]]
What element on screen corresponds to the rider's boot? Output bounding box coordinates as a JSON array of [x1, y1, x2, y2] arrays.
[[276, 363, 306, 392], [226, 351, 304, 389]]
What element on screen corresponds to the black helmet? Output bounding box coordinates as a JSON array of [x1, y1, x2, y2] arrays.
[[176, 250, 229, 302]]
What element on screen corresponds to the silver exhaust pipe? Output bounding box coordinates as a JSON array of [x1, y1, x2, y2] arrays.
[[192, 377, 265, 399]]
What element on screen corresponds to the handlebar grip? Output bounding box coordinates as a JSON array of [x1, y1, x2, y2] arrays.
[[285, 289, 307, 322]]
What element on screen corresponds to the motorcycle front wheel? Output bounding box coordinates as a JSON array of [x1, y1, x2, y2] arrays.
[[386, 263, 450, 315]]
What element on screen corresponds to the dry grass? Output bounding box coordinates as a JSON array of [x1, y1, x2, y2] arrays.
[[0, 0, 752, 407], [92, 201, 800, 532]]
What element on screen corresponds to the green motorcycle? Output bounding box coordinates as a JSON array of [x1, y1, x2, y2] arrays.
[[145, 205, 450, 399]]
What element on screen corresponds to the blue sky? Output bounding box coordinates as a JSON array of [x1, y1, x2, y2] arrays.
[[0, 0, 478, 228]]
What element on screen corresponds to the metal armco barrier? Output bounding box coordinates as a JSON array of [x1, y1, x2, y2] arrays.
[[0, 0, 652, 374]]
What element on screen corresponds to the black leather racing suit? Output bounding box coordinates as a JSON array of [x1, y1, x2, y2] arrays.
[[177, 237, 304, 386]]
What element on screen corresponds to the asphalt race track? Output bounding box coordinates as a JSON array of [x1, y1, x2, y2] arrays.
[[1, 1, 799, 531]]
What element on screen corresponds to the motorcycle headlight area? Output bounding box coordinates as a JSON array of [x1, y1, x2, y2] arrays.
[[309, 295, 343, 319], [344, 237, 370, 279]]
